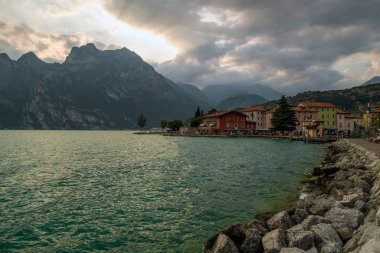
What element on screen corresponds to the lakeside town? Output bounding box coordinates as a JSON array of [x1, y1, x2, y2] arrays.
[[148, 98, 380, 143]]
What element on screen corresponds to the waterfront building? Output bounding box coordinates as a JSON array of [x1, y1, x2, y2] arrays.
[[293, 106, 318, 133], [363, 107, 380, 130], [298, 102, 338, 130], [345, 114, 357, 136], [263, 108, 275, 130], [337, 109, 348, 133], [337, 109, 357, 136], [240, 106, 266, 130], [200, 111, 255, 134]]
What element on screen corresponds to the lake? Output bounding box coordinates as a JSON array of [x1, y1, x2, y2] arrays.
[[0, 131, 325, 252]]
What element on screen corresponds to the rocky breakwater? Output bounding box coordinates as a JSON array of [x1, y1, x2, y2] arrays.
[[203, 140, 380, 253]]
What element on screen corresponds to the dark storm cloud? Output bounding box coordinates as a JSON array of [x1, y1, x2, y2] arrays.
[[105, 0, 380, 93]]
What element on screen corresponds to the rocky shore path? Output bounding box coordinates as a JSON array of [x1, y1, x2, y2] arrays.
[[346, 139, 380, 158], [203, 140, 380, 253]]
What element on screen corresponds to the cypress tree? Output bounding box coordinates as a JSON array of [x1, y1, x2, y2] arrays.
[[271, 96, 297, 134]]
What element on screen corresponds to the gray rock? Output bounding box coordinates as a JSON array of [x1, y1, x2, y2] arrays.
[[353, 178, 371, 193], [300, 215, 332, 230], [309, 195, 342, 216], [343, 236, 359, 253], [203, 224, 246, 251], [291, 209, 309, 224], [262, 228, 287, 253], [357, 225, 380, 247], [320, 242, 343, 253], [331, 223, 353, 241], [306, 248, 318, 253], [311, 223, 342, 252], [320, 165, 340, 175], [340, 193, 365, 208], [359, 237, 380, 253], [376, 208, 380, 226], [211, 234, 239, 253], [267, 211, 293, 231], [240, 227, 264, 253], [287, 227, 314, 250], [353, 200, 367, 213], [325, 207, 364, 229], [280, 248, 306, 253]]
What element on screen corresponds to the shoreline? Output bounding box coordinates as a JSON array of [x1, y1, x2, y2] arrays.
[[204, 140, 380, 253]]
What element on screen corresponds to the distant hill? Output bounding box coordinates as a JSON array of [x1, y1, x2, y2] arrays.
[[264, 83, 380, 113], [174, 83, 215, 109], [0, 44, 204, 129], [218, 94, 268, 110], [202, 84, 282, 104], [362, 76, 380, 86]]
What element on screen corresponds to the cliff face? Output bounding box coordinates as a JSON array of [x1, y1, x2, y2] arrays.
[[0, 44, 200, 129]]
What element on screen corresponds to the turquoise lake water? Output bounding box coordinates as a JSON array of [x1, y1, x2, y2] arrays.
[[0, 131, 325, 252]]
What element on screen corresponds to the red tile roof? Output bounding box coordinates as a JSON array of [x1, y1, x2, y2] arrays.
[[240, 105, 266, 112], [203, 110, 248, 118], [298, 102, 337, 108]]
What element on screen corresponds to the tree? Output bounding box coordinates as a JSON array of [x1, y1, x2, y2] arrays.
[[270, 96, 297, 134], [190, 116, 203, 127], [160, 119, 167, 129], [167, 120, 183, 131], [194, 106, 201, 118], [137, 114, 146, 129]]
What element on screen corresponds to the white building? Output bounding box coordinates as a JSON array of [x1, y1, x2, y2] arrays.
[[240, 106, 266, 130]]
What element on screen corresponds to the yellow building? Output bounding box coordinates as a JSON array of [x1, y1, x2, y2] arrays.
[[363, 108, 380, 130], [298, 102, 338, 129]]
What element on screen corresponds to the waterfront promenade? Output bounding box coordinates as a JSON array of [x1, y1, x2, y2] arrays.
[[346, 138, 380, 158]]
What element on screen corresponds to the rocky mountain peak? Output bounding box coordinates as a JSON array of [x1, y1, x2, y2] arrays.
[[0, 53, 11, 62], [64, 43, 101, 64], [17, 52, 43, 65]]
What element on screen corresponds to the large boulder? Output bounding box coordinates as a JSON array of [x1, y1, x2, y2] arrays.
[[376, 208, 380, 226], [211, 234, 239, 253], [291, 209, 309, 224], [359, 237, 380, 253], [267, 211, 293, 231], [262, 228, 287, 253], [311, 223, 342, 252], [280, 248, 306, 253], [240, 227, 264, 253], [203, 224, 246, 252], [331, 223, 353, 241], [300, 215, 332, 230], [325, 207, 364, 229], [309, 196, 341, 216], [287, 226, 315, 250], [357, 225, 380, 247]]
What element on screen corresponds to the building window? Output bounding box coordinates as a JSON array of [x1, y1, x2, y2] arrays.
[[234, 123, 238, 128], [241, 124, 244, 127], [234, 117, 238, 121], [339, 123, 342, 127], [242, 117, 244, 121], [226, 117, 230, 121], [226, 123, 230, 127]]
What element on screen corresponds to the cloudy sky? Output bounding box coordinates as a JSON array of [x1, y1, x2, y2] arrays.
[[0, 0, 379, 94]]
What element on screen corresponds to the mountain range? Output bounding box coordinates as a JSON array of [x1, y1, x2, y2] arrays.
[[263, 83, 380, 113], [0, 43, 378, 129], [0, 44, 202, 129]]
